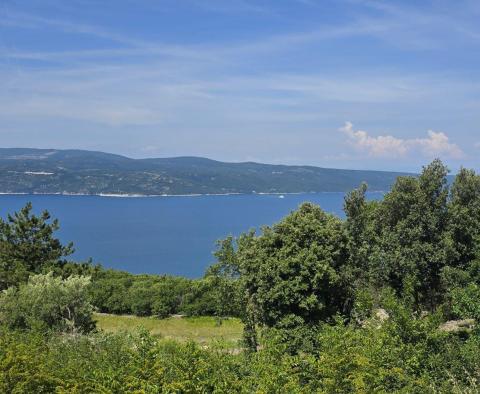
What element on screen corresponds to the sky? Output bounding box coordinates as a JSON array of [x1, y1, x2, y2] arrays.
[[1, 0, 479, 172]]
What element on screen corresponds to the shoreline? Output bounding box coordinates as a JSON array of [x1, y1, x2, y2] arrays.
[[0, 190, 387, 198]]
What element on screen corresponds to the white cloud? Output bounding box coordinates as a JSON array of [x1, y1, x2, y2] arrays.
[[340, 122, 464, 159], [340, 121, 408, 157], [415, 130, 464, 159]]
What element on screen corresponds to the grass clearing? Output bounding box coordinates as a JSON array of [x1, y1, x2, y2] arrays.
[[94, 313, 244, 345]]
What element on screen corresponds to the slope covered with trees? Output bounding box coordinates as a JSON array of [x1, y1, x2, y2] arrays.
[[0, 148, 410, 195], [1, 159, 480, 392]]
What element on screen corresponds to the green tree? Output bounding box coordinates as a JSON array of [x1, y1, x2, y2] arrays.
[[0, 272, 95, 333], [373, 160, 451, 309], [88, 269, 133, 314], [151, 276, 189, 318], [343, 182, 381, 291], [206, 236, 242, 321], [0, 203, 74, 290], [129, 279, 156, 316], [227, 202, 350, 351], [448, 167, 480, 271]]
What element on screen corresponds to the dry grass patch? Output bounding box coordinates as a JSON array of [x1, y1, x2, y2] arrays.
[[94, 313, 243, 345]]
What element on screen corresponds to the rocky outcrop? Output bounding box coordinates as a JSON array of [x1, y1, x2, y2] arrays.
[[439, 319, 475, 333]]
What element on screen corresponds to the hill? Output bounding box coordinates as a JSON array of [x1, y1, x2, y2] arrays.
[[0, 148, 411, 195]]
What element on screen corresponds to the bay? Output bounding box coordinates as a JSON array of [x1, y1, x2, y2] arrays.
[[0, 193, 383, 277]]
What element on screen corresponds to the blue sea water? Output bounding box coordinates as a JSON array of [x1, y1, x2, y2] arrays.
[[0, 193, 383, 277]]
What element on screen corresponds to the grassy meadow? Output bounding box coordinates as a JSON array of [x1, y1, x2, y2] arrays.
[[94, 313, 244, 345]]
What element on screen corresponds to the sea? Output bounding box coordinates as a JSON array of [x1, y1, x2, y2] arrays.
[[0, 192, 383, 277]]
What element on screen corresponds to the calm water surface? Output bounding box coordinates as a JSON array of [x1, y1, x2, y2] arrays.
[[0, 193, 382, 277]]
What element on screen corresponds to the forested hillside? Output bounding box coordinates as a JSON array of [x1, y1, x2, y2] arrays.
[[1, 159, 480, 392], [0, 148, 409, 195]]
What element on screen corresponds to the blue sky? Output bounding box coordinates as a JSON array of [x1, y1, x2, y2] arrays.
[[1, 0, 479, 172]]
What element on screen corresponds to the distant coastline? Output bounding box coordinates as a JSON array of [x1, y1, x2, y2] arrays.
[[0, 190, 387, 198], [0, 148, 409, 196]]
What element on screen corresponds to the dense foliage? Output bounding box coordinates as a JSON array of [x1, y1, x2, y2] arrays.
[[210, 160, 480, 351], [88, 269, 233, 318], [1, 159, 480, 392], [0, 203, 73, 290], [0, 273, 94, 333], [1, 308, 480, 393]]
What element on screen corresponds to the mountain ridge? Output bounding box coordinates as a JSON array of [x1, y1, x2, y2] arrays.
[[0, 148, 413, 195]]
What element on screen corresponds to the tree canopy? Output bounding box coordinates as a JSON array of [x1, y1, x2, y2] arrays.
[[211, 160, 480, 351], [0, 203, 73, 290], [0, 272, 94, 333]]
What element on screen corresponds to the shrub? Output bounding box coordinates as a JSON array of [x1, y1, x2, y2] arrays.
[[450, 284, 480, 321], [0, 272, 95, 333]]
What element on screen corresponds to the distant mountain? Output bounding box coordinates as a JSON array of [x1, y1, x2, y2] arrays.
[[0, 148, 412, 195]]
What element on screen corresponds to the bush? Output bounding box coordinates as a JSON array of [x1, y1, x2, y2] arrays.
[[450, 284, 480, 321], [1, 318, 480, 393], [0, 272, 95, 333]]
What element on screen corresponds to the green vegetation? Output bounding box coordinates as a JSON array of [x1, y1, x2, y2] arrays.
[[95, 314, 243, 345], [88, 269, 240, 318], [0, 273, 94, 334], [0, 202, 74, 290], [1, 159, 480, 392], [1, 314, 480, 393], [208, 159, 480, 354], [0, 147, 410, 194]]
